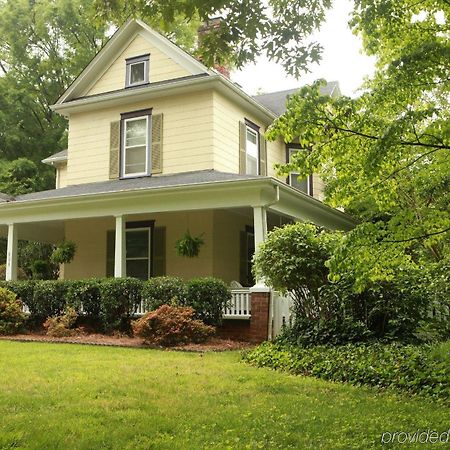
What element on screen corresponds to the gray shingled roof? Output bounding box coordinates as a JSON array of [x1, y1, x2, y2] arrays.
[[253, 81, 340, 116], [13, 170, 261, 203], [42, 149, 68, 165]]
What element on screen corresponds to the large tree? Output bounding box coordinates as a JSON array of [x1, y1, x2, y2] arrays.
[[268, 1, 449, 289]]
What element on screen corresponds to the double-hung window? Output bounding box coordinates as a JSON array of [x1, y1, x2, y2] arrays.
[[245, 122, 259, 175], [288, 147, 313, 195], [125, 54, 149, 87], [121, 109, 152, 178]]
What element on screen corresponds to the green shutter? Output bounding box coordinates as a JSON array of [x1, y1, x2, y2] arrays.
[[239, 230, 247, 286], [239, 121, 246, 174], [151, 114, 163, 174], [109, 121, 120, 179], [106, 230, 115, 277], [153, 226, 166, 276], [259, 132, 267, 175]]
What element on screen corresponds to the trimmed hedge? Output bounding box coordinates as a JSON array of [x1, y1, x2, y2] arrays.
[[141, 276, 186, 311], [185, 277, 231, 326], [99, 278, 143, 332], [0, 276, 231, 331], [243, 342, 450, 402]]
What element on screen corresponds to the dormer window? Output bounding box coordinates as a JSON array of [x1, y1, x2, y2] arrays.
[[125, 54, 149, 87]]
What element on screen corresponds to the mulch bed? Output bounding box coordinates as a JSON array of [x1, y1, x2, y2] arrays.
[[0, 332, 254, 352]]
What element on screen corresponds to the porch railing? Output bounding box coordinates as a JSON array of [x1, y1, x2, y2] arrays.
[[223, 289, 251, 319]]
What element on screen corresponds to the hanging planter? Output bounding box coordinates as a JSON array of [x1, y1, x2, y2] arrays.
[[175, 231, 205, 258]]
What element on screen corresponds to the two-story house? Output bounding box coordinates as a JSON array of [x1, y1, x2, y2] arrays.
[[0, 19, 354, 290]]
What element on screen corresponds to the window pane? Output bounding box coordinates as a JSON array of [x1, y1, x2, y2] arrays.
[[246, 127, 258, 159], [125, 146, 146, 174], [126, 230, 149, 258], [246, 154, 258, 175], [291, 173, 309, 193], [126, 259, 149, 280], [125, 118, 147, 147], [130, 62, 145, 84]]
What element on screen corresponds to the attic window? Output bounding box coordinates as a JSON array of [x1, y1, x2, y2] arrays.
[[126, 54, 149, 87]]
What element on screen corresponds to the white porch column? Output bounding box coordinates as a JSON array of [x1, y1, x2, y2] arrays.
[[114, 215, 126, 278], [6, 223, 18, 281], [253, 206, 268, 249]]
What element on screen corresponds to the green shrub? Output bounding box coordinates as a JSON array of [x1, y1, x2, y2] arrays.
[[99, 278, 143, 332], [51, 241, 76, 265], [0, 287, 26, 334], [30, 280, 69, 321], [185, 277, 231, 326], [142, 277, 187, 311], [65, 279, 102, 318], [243, 342, 450, 401], [133, 305, 214, 346], [0, 280, 36, 310], [43, 307, 78, 337]]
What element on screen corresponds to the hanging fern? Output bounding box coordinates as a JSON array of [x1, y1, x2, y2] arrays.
[[175, 231, 204, 258]]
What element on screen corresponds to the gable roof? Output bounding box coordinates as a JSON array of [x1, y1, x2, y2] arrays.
[[56, 19, 212, 104], [253, 81, 340, 116]]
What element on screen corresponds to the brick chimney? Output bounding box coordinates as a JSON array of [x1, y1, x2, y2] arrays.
[[197, 17, 231, 78]]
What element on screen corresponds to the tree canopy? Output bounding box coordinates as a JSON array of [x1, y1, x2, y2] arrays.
[[268, 0, 449, 289]]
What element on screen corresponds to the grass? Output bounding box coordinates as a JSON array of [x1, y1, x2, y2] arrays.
[[0, 341, 448, 450]]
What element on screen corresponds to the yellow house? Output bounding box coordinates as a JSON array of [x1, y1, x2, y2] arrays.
[[0, 19, 354, 291]]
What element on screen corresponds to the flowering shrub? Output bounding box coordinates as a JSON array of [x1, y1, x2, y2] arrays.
[[43, 307, 78, 337], [133, 305, 215, 346], [0, 287, 26, 334]]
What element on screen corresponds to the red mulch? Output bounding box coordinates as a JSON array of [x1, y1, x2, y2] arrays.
[[0, 332, 254, 352]]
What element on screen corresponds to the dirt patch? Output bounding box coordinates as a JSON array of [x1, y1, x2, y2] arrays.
[[0, 332, 254, 352]]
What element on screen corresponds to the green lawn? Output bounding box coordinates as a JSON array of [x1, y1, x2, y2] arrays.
[[0, 341, 447, 450]]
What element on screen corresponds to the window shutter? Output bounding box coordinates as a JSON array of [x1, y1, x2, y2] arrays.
[[153, 226, 166, 276], [239, 121, 246, 175], [106, 230, 115, 277], [109, 121, 120, 179], [239, 230, 247, 286], [259, 133, 267, 176], [151, 114, 163, 174]]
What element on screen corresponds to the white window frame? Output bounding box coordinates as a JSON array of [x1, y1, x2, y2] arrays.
[[288, 147, 313, 195], [122, 115, 150, 178], [245, 124, 260, 175], [126, 227, 152, 279], [125, 55, 149, 88]]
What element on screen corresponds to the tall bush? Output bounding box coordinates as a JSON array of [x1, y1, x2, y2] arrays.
[[99, 278, 143, 332], [254, 223, 341, 319], [185, 277, 231, 326], [142, 277, 187, 311]]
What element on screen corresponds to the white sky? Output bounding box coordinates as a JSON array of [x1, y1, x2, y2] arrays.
[[232, 0, 376, 97]]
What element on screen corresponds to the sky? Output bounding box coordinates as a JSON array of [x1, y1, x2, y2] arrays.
[[232, 0, 376, 97]]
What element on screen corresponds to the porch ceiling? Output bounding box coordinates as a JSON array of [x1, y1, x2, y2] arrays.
[[0, 220, 64, 244]]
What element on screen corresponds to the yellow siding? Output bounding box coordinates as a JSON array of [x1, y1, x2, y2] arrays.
[[67, 91, 214, 185], [87, 34, 191, 96], [212, 91, 285, 178], [56, 164, 67, 188], [313, 174, 325, 201], [63, 211, 215, 280]]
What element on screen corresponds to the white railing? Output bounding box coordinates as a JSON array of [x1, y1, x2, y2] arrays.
[[135, 300, 146, 316], [223, 289, 251, 319]]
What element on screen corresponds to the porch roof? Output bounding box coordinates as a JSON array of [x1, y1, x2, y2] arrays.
[[0, 170, 356, 232], [13, 170, 260, 202]]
